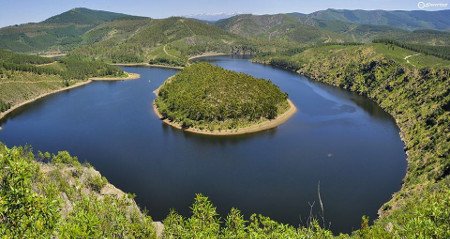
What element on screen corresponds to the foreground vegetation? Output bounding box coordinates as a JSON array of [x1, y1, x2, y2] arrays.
[[0, 144, 156, 238], [2, 142, 448, 238], [0, 49, 125, 114], [155, 63, 290, 131]]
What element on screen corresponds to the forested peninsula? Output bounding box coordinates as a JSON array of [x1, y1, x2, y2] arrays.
[[154, 63, 296, 135]]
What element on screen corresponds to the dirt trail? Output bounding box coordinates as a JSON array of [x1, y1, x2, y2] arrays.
[[404, 53, 420, 67], [163, 45, 177, 58]]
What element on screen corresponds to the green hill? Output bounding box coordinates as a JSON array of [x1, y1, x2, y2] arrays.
[[309, 9, 450, 31], [0, 49, 125, 113], [1, 8, 449, 65], [216, 11, 450, 47], [215, 14, 343, 44], [71, 17, 249, 65], [0, 8, 139, 53], [43, 7, 133, 25], [215, 13, 410, 46], [155, 63, 290, 131]]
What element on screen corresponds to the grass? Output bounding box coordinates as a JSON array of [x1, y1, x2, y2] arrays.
[[370, 43, 450, 68]]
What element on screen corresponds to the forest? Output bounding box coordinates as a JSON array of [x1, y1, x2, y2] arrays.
[[0, 49, 125, 113], [155, 63, 290, 130], [373, 39, 450, 60]]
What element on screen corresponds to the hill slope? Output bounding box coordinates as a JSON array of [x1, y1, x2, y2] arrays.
[[0, 49, 125, 115], [0, 8, 139, 53], [43, 7, 133, 25], [71, 17, 249, 65], [309, 9, 450, 31], [216, 11, 450, 46]]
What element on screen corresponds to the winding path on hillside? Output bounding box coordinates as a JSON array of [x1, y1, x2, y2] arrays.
[[404, 53, 420, 67]]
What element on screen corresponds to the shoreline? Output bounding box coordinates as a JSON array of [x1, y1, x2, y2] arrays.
[[153, 99, 296, 136], [152, 67, 297, 136], [90, 72, 140, 80], [253, 58, 412, 218], [153, 76, 297, 136], [0, 71, 140, 122], [188, 52, 228, 61], [113, 52, 229, 69], [113, 63, 183, 69]]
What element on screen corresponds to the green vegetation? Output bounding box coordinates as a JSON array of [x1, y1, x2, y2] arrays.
[[308, 9, 450, 31], [1, 142, 449, 238], [373, 39, 450, 60], [163, 194, 335, 239], [0, 8, 134, 53], [71, 17, 251, 65], [1, 7, 450, 238], [0, 49, 125, 113], [253, 43, 450, 237], [1, 8, 449, 68], [162, 188, 450, 238], [155, 63, 289, 131], [0, 144, 156, 238]]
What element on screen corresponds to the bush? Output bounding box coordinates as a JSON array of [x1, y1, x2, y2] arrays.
[[88, 174, 108, 193]]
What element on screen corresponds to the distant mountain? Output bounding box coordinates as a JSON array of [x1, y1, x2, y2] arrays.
[[0, 8, 143, 53], [215, 14, 342, 44], [43, 8, 134, 25], [308, 9, 450, 31], [215, 9, 450, 45], [1, 7, 449, 58], [184, 13, 241, 22]]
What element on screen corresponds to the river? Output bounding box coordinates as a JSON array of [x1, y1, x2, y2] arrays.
[[0, 56, 406, 233]]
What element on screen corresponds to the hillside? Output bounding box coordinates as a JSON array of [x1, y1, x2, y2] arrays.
[[154, 63, 292, 133], [0, 8, 139, 53], [0, 49, 126, 116], [1, 8, 449, 65], [43, 7, 133, 25], [215, 12, 450, 46], [215, 14, 344, 44], [71, 17, 250, 65], [309, 9, 450, 31], [0, 144, 157, 238], [253, 43, 450, 237]]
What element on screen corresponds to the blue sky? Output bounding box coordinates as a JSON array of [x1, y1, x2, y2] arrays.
[[0, 0, 448, 27]]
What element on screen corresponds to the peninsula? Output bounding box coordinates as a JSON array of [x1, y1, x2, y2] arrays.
[[153, 63, 296, 135]]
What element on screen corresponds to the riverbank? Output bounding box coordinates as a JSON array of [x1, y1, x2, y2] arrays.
[[253, 45, 450, 228], [188, 52, 228, 61], [0, 72, 140, 122], [112, 53, 229, 69], [90, 72, 140, 80], [153, 99, 296, 136], [112, 63, 183, 69]]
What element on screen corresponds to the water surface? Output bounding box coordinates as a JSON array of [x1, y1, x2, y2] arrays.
[[0, 56, 406, 233]]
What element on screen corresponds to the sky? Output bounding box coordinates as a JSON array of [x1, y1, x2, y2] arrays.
[[0, 0, 448, 27]]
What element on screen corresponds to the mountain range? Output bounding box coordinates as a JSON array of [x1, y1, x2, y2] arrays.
[[0, 7, 448, 62]]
